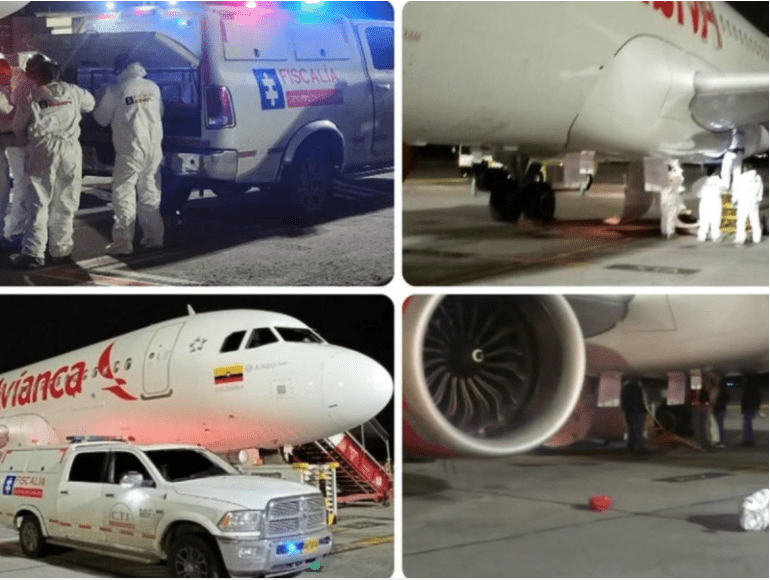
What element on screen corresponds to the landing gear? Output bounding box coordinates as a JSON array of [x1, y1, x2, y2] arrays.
[[490, 178, 523, 222], [487, 160, 555, 223], [522, 181, 556, 222]]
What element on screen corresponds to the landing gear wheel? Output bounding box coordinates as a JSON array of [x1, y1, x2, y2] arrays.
[[489, 180, 522, 222], [19, 514, 46, 558], [168, 535, 224, 578], [475, 169, 490, 192], [287, 141, 334, 216], [522, 182, 556, 223]]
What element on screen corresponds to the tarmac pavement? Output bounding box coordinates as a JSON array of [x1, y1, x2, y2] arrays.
[[404, 160, 769, 286], [403, 414, 768, 577]]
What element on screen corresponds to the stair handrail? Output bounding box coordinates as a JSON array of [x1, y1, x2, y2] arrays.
[[350, 419, 391, 469], [314, 439, 374, 496]]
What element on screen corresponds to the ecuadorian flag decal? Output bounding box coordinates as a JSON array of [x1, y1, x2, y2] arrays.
[[214, 365, 244, 386]]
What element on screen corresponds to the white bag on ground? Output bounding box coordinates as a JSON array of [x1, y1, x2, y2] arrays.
[[740, 489, 769, 531]]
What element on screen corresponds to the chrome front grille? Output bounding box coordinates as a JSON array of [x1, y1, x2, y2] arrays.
[[266, 494, 327, 538], [268, 518, 300, 536], [270, 500, 300, 517]]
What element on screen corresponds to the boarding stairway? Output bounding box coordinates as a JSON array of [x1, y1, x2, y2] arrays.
[[720, 193, 738, 235], [293, 420, 392, 505], [720, 192, 761, 237]]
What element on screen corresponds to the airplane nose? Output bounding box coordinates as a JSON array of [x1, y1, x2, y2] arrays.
[[323, 351, 393, 430]]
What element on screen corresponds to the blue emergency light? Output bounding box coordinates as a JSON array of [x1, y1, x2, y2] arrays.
[[276, 540, 304, 555], [301, 2, 325, 14]]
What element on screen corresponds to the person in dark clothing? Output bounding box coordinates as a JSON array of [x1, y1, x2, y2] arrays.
[[740, 378, 761, 446], [712, 380, 729, 447], [691, 385, 711, 450], [621, 378, 648, 454]]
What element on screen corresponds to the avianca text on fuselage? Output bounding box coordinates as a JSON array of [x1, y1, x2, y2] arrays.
[[0, 344, 132, 411], [642, 1, 722, 48]]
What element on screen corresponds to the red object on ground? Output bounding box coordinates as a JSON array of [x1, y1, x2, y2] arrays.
[[589, 495, 613, 512]]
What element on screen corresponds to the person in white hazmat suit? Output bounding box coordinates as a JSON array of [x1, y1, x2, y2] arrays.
[[1, 54, 47, 250], [93, 56, 164, 255], [732, 162, 764, 245], [0, 60, 16, 240], [660, 161, 685, 238], [692, 166, 726, 242], [10, 61, 95, 269]]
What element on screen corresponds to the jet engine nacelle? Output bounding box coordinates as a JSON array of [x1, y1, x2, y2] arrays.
[[403, 295, 586, 457]]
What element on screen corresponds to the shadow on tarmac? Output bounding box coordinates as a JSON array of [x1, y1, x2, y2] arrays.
[[688, 513, 745, 533], [0, 176, 393, 286]]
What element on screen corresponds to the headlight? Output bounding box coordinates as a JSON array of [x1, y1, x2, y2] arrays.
[[218, 510, 264, 534]]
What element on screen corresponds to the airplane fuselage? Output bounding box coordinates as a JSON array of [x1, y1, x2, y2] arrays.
[[0, 310, 393, 452], [584, 294, 769, 375], [404, 1, 768, 161]]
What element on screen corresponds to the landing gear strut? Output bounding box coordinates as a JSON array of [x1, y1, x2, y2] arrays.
[[487, 159, 555, 223]]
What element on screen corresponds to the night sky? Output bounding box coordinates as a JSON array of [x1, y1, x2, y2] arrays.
[[728, 1, 768, 34], [0, 295, 394, 433]]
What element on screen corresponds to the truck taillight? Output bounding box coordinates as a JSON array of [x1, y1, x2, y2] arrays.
[[205, 86, 235, 129]]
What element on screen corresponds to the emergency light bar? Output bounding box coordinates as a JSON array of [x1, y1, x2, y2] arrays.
[[65, 435, 128, 443]]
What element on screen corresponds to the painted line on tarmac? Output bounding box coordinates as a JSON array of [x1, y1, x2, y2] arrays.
[[39, 255, 198, 286], [407, 178, 469, 185], [330, 535, 393, 555]]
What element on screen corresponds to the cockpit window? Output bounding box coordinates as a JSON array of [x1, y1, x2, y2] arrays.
[[246, 328, 279, 349], [221, 331, 246, 353], [275, 327, 323, 343]]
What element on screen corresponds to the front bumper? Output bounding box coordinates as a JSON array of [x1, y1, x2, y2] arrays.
[[217, 529, 333, 577]]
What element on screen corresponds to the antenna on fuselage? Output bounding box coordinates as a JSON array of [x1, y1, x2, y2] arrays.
[[187, 305, 196, 316]]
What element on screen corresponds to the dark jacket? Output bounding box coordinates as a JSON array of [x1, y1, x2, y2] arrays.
[[621, 380, 646, 414]]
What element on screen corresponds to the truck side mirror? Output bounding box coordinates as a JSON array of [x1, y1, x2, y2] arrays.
[[119, 471, 145, 488]]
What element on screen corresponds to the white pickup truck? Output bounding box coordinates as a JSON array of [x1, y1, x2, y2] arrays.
[[0, 441, 332, 577], [34, 3, 394, 217]]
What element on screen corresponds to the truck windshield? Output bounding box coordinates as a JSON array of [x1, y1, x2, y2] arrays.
[[145, 449, 235, 482]]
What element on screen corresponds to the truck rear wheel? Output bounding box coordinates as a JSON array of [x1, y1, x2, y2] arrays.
[[168, 535, 225, 578], [489, 179, 522, 222], [19, 514, 46, 558], [286, 141, 335, 216]]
